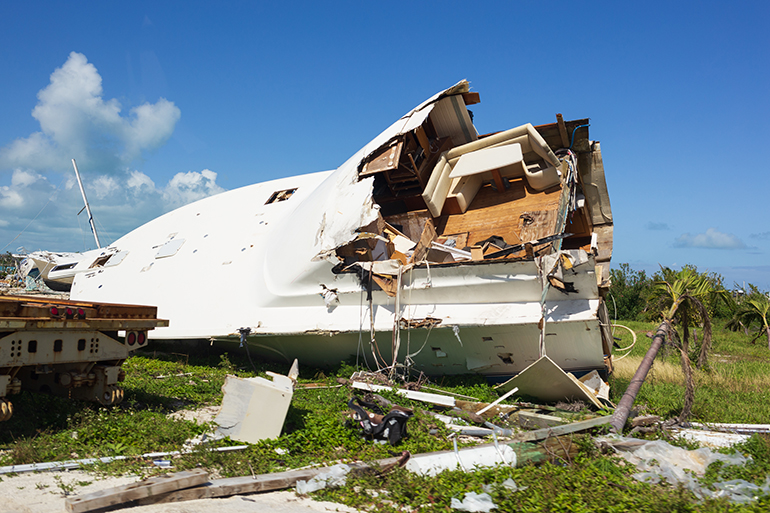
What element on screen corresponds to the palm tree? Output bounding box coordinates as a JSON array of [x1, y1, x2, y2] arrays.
[[648, 267, 729, 368], [646, 267, 730, 421], [727, 295, 770, 349]]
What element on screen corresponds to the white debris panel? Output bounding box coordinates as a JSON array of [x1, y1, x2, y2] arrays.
[[215, 372, 294, 443]]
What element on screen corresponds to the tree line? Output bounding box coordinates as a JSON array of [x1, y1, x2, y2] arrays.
[[609, 263, 770, 350]]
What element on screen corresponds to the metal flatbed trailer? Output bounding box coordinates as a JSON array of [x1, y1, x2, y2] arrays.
[[0, 295, 168, 421]]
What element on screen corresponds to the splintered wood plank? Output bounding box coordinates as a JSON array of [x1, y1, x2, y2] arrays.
[[518, 210, 559, 242], [139, 457, 406, 505], [384, 210, 431, 241], [556, 113, 570, 148], [512, 416, 611, 442], [141, 468, 329, 504], [65, 469, 208, 513], [438, 180, 562, 248], [410, 218, 437, 263]]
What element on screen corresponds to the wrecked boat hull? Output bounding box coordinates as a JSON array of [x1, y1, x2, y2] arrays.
[[69, 80, 613, 379], [238, 315, 605, 379]]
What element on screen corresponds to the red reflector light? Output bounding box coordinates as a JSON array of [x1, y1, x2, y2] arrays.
[[50, 307, 59, 316], [77, 308, 85, 318], [127, 332, 136, 345], [138, 332, 146, 345], [65, 307, 74, 318]]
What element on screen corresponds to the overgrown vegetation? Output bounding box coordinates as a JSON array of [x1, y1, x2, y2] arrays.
[[727, 283, 770, 349], [608, 263, 737, 322], [609, 264, 768, 425], [0, 303, 769, 510], [609, 320, 770, 423]]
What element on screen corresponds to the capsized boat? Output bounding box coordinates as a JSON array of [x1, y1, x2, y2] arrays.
[[70, 81, 614, 379]]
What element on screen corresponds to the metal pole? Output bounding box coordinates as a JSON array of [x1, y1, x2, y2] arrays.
[[71, 159, 101, 248]]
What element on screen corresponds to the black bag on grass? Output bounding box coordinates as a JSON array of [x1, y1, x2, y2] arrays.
[[347, 397, 412, 445]]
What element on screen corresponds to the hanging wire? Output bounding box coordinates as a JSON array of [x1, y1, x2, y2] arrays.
[[568, 123, 590, 150], [609, 324, 638, 362], [356, 285, 372, 371]]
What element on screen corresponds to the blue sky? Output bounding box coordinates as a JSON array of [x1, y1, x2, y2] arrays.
[[1, 1, 768, 289]]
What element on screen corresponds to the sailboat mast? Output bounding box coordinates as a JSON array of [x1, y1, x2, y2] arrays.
[[71, 159, 101, 249]]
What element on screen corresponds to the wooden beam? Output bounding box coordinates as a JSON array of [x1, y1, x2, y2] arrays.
[[415, 126, 431, 155], [65, 469, 208, 513], [511, 415, 611, 443], [139, 457, 406, 505], [142, 468, 334, 504], [491, 169, 505, 194], [518, 411, 568, 430], [556, 113, 569, 148], [462, 92, 481, 105]]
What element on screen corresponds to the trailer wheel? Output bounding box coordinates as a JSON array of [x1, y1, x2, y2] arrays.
[[0, 399, 13, 422], [98, 385, 125, 406]]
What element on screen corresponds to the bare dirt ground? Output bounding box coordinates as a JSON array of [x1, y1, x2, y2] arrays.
[[0, 470, 359, 513]]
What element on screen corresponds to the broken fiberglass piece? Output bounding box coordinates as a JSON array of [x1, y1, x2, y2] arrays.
[[495, 355, 605, 409], [214, 371, 294, 443]]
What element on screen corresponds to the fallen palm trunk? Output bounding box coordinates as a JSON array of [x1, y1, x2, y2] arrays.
[[610, 321, 668, 433]]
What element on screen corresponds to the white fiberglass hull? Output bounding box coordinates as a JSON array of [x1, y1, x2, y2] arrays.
[[69, 80, 612, 378]]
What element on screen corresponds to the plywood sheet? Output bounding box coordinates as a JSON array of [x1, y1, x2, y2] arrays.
[[438, 180, 562, 249]]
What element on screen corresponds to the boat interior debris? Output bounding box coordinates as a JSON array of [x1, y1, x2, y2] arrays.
[[331, 81, 612, 298]]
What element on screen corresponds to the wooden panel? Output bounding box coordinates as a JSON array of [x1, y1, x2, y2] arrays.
[[519, 210, 559, 242], [565, 207, 591, 238], [534, 118, 590, 153], [437, 179, 562, 249], [360, 140, 403, 177]]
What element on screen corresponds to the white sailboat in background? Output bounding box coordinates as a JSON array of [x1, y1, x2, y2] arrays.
[[19, 159, 120, 292]]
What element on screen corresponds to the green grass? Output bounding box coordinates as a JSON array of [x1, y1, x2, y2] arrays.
[[608, 320, 770, 423], [0, 324, 769, 511]]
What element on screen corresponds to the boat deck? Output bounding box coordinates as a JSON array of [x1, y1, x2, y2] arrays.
[[437, 178, 562, 250], [383, 177, 564, 258]]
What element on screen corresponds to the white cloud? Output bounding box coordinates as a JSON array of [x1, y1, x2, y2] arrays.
[[0, 186, 24, 210], [11, 169, 43, 188], [127, 170, 156, 190], [674, 228, 747, 249], [90, 175, 121, 199], [162, 169, 225, 208], [0, 52, 180, 175], [0, 168, 224, 252]]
